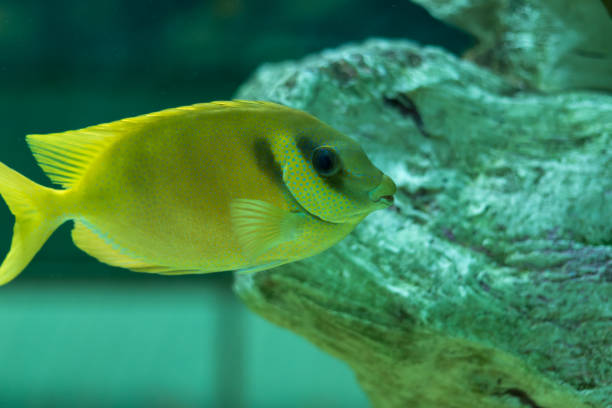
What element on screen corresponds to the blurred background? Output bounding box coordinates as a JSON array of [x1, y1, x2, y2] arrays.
[[0, 1, 471, 407]]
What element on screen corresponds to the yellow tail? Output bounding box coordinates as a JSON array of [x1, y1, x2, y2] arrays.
[[0, 162, 65, 286]]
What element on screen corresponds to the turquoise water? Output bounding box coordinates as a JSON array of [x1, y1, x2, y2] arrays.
[[0, 263, 369, 407]]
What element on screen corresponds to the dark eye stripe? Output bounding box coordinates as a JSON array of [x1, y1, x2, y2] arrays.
[[296, 136, 318, 162], [253, 138, 283, 185]]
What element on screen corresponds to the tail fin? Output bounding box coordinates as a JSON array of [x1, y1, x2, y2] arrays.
[[0, 162, 65, 286]]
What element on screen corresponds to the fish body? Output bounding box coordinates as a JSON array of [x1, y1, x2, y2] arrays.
[[0, 101, 395, 285]]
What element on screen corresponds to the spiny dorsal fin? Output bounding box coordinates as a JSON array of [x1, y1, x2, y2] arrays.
[[27, 101, 287, 188]]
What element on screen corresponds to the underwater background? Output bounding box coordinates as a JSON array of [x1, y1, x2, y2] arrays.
[[0, 1, 472, 407]]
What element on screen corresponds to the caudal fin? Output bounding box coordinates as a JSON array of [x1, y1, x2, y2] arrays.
[[0, 162, 65, 286]]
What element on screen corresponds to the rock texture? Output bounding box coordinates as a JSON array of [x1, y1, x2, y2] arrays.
[[411, 0, 612, 92], [233, 1, 612, 407]]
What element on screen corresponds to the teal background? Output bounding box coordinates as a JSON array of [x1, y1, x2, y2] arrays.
[[0, 1, 471, 407]]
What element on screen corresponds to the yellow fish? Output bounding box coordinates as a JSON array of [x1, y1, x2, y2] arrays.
[[0, 101, 395, 285]]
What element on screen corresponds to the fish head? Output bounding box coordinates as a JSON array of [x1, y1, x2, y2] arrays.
[[282, 122, 396, 224]]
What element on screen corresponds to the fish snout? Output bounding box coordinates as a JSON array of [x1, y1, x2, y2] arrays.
[[369, 174, 396, 206]]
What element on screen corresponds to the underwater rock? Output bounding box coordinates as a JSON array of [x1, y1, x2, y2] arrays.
[[411, 0, 612, 92], [233, 5, 612, 408]]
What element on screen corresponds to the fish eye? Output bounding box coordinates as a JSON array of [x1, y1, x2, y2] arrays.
[[311, 146, 341, 177]]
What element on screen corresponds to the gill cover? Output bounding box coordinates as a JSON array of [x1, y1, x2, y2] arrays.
[[281, 125, 384, 224]]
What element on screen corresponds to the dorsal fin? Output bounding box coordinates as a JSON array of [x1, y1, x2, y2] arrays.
[[27, 123, 122, 188], [27, 100, 287, 188]]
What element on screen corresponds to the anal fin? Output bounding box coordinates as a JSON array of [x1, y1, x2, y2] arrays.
[[72, 221, 202, 275]]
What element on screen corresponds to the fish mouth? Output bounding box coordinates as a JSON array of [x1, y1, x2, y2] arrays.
[[377, 195, 394, 205], [369, 174, 396, 207], [373, 194, 394, 209]]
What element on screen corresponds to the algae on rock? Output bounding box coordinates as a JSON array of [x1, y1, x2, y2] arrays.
[[233, 2, 612, 407]]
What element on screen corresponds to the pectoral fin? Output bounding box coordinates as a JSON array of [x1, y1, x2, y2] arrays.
[[229, 199, 305, 263]]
